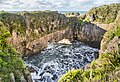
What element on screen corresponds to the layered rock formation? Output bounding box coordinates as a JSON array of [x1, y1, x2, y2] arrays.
[[25, 28, 73, 56], [0, 11, 72, 56], [1, 3, 120, 82], [0, 11, 106, 56], [100, 26, 120, 54], [76, 22, 106, 48]]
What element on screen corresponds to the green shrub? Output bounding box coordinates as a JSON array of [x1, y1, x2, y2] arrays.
[[58, 69, 83, 82], [0, 21, 26, 82]]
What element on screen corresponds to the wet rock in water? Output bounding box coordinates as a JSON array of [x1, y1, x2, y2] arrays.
[[52, 74, 58, 80], [27, 66, 37, 73], [39, 72, 45, 76], [44, 66, 51, 70], [39, 77, 44, 81], [63, 55, 69, 58]]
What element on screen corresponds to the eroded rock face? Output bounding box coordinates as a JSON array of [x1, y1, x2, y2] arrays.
[[13, 69, 33, 82], [76, 22, 106, 47], [1, 11, 71, 56], [100, 35, 120, 54], [104, 36, 120, 53], [0, 11, 106, 56], [8, 27, 73, 56], [25, 28, 73, 56], [115, 11, 120, 26], [100, 26, 120, 54]]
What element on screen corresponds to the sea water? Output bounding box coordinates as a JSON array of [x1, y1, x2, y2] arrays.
[[23, 41, 98, 82]]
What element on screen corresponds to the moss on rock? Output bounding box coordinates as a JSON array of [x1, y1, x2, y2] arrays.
[[58, 69, 83, 82]]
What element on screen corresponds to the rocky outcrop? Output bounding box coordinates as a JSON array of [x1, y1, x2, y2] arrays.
[[0, 11, 71, 56], [76, 22, 106, 47], [103, 36, 120, 53], [83, 3, 120, 24], [114, 11, 120, 26], [91, 10, 120, 31], [100, 27, 120, 54], [24, 27, 73, 56], [80, 3, 120, 31], [79, 3, 120, 32], [0, 11, 106, 56]]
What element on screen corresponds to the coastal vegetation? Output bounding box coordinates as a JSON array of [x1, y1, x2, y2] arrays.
[[84, 3, 120, 23], [0, 22, 31, 82], [0, 11, 68, 39], [0, 3, 119, 82]]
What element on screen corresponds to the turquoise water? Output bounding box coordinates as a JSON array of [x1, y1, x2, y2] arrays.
[[58, 11, 87, 14], [7, 10, 87, 15]]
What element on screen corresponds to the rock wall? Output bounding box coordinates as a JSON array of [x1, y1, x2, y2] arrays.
[[100, 11, 120, 54], [100, 27, 120, 54], [0, 11, 106, 56], [7, 26, 73, 56], [76, 22, 106, 47], [0, 11, 71, 56], [25, 27, 73, 56], [114, 11, 120, 26]]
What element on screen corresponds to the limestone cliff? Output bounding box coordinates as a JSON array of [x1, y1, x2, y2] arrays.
[[76, 22, 106, 47], [1, 3, 119, 82], [0, 11, 72, 56], [0, 11, 105, 56], [100, 27, 120, 54]]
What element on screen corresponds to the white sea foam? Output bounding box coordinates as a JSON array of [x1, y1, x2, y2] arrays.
[[24, 41, 99, 82]]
